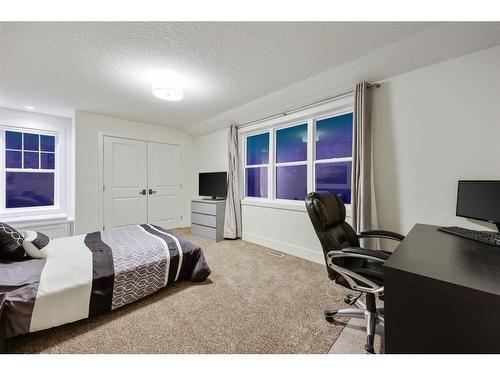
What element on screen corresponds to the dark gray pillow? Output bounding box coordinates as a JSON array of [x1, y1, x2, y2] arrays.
[[0, 222, 27, 261]]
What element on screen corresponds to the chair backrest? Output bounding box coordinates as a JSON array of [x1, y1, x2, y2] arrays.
[[305, 191, 360, 279]]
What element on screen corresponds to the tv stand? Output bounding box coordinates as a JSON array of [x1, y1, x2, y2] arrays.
[[191, 199, 226, 242]]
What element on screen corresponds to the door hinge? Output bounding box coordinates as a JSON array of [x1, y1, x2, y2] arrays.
[[103, 185, 105, 192], [180, 183, 183, 189], [180, 215, 183, 220], [103, 225, 105, 231]]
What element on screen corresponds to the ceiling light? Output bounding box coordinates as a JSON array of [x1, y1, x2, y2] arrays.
[[25, 106, 35, 110], [152, 75, 184, 101]]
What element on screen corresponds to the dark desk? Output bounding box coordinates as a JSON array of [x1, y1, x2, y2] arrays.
[[0, 294, 5, 353], [384, 223, 500, 353]]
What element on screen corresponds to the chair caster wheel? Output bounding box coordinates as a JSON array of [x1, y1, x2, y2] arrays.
[[344, 294, 354, 304], [365, 344, 375, 354], [324, 309, 337, 323]]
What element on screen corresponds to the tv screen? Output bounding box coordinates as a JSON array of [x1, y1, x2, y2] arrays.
[[456, 180, 500, 224], [199, 172, 227, 198]]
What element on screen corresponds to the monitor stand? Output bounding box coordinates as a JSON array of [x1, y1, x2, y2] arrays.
[[203, 197, 225, 201]]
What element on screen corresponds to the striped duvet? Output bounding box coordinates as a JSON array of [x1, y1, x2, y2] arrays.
[[0, 224, 210, 337]]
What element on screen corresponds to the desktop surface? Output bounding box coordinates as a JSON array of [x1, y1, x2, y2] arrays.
[[384, 223, 500, 297], [384, 223, 500, 353]]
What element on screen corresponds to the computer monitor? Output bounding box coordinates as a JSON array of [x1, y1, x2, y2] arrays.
[[456, 180, 500, 231]]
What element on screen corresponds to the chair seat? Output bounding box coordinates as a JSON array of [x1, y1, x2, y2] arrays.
[[335, 260, 384, 288]]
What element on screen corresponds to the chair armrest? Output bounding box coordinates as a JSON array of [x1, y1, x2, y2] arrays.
[[325, 248, 387, 293], [340, 247, 390, 261], [359, 229, 405, 241]]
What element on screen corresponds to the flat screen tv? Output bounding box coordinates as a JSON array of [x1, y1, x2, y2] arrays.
[[199, 172, 227, 199]]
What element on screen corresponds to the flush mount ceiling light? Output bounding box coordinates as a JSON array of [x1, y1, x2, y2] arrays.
[[25, 106, 35, 110], [152, 75, 184, 101]]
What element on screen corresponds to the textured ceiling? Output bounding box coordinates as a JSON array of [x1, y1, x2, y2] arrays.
[[0, 22, 499, 135], [187, 22, 500, 135]]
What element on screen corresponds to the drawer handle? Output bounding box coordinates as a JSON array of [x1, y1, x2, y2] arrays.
[[149, 189, 157, 195]]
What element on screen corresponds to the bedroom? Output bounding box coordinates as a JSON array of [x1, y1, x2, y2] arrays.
[[1, 1, 500, 372]]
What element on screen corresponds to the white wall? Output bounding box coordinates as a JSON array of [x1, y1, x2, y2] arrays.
[[193, 45, 500, 263], [0, 107, 74, 223], [194, 127, 228, 172], [241, 201, 324, 263], [75, 111, 195, 234], [193, 127, 229, 197], [373, 45, 500, 235]]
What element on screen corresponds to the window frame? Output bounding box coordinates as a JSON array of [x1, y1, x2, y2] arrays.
[[243, 129, 271, 198], [240, 94, 354, 210], [273, 121, 309, 202], [0, 125, 65, 218], [313, 112, 354, 205]]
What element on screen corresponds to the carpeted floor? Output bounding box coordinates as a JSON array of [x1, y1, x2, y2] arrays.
[[7, 228, 349, 354]]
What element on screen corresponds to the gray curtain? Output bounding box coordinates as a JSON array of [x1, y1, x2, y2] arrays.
[[224, 125, 242, 239], [352, 82, 379, 248]]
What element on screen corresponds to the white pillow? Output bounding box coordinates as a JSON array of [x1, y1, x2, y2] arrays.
[[23, 230, 51, 259]]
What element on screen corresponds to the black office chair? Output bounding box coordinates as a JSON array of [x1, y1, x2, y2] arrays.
[[305, 191, 404, 353]]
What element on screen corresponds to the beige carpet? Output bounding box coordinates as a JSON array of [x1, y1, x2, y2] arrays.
[[8, 228, 348, 354]]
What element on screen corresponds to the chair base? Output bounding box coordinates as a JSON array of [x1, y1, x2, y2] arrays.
[[325, 293, 383, 354]]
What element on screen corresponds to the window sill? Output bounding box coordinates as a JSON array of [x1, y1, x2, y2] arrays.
[[240, 198, 352, 217], [241, 198, 307, 212], [0, 213, 72, 227]]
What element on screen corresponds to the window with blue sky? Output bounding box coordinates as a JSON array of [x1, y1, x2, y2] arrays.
[[245, 132, 269, 198], [276, 123, 307, 163], [4, 130, 56, 209], [246, 132, 269, 166], [314, 113, 353, 203], [275, 123, 308, 200], [316, 113, 353, 160], [244, 111, 353, 204]]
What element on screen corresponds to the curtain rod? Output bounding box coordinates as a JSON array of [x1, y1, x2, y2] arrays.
[[236, 82, 381, 129]]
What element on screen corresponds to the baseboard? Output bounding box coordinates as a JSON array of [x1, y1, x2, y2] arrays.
[[242, 232, 325, 265]]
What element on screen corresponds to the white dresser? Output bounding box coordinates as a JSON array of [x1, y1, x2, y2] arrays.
[[191, 199, 226, 242]]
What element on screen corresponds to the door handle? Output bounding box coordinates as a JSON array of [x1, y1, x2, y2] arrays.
[[139, 189, 147, 195], [149, 189, 157, 195]]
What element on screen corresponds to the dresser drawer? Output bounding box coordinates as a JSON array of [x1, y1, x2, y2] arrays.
[[191, 213, 216, 228], [191, 224, 216, 240], [191, 201, 217, 215]]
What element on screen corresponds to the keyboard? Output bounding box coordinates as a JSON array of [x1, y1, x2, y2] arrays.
[[438, 226, 500, 247]]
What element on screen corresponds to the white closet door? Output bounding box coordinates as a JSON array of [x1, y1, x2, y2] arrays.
[[147, 142, 181, 229], [103, 137, 148, 230]]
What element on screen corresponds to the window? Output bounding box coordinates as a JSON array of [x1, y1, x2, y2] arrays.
[[314, 113, 353, 204], [275, 123, 307, 200], [2, 129, 58, 211], [245, 132, 269, 198], [243, 110, 353, 204]]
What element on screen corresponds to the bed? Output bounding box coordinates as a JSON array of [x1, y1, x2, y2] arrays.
[[0, 224, 211, 339]]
